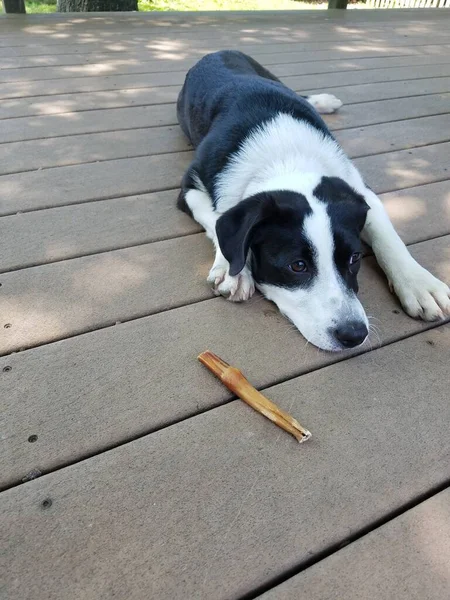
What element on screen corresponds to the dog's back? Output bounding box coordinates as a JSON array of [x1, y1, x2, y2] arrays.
[[177, 50, 331, 150]]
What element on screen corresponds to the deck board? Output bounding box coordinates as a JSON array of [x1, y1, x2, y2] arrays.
[[260, 488, 450, 600], [1, 9, 449, 600], [1, 180, 449, 273], [2, 92, 450, 145], [3, 51, 450, 83], [1, 236, 449, 487], [2, 326, 449, 599], [2, 141, 450, 216], [3, 109, 450, 176], [2, 77, 450, 120], [0, 151, 192, 215], [2, 46, 449, 71], [2, 36, 449, 59], [0, 189, 202, 272], [3, 62, 450, 100]]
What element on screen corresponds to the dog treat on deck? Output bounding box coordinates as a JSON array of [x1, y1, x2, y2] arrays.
[[198, 351, 311, 443]]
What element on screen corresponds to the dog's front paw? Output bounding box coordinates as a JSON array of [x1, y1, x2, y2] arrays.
[[208, 265, 255, 302], [392, 266, 450, 321], [207, 263, 228, 288]]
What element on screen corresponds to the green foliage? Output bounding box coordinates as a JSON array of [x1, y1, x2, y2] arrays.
[[24, 0, 330, 13], [26, 0, 56, 12]]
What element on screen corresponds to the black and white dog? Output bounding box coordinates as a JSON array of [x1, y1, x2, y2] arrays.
[[177, 50, 450, 351]]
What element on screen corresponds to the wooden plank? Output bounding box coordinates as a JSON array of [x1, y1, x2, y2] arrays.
[[371, 182, 450, 244], [2, 211, 449, 354], [2, 77, 449, 121], [2, 141, 449, 216], [1, 180, 448, 274], [0, 9, 444, 30], [0, 87, 181, 120], [335, 114, 450, 157], [327, 93, 450, 131], [0, 126, 191, 175], [0, 190, 202, 272], [0, 151, 193, 216], [282, 64, 450, 97], [0, 232, 211, 354], [356, 142, 450, 193], [2, 44, 449, 70], [1, 324, 449, 599], [2, 92, 449, 145], [306, 77, 450, 106], [1, 13, 444, 33], [0, 20, 415, 41], [6, 37, 440, 66], [0, 104, 177, 144], [1, 110, 449, 177], [2, 33, 449, 58], [0, 236, 449, 489], [0, 13, 447, 45], [260, 489, 450, 600], [2, 63, 450, 100], [2, 51, 450, 84], [0, 186, 448, 354], [0, 13, 447, 43], [273, 53, 450, 78]]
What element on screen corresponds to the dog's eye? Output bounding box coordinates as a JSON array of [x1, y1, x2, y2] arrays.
[[289, 260, 308, 273], [349, 252, 362, 265]]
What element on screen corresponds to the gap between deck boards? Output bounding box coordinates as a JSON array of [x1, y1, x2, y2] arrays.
[[1, 322, 449, 599], [2, 321, 449, 496], [2, 62, 450, 101], [1, 115, 449, 176], [245, 477, 450, 600]]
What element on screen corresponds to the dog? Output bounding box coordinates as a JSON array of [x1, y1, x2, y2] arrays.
[[176, 50, 450, 351]]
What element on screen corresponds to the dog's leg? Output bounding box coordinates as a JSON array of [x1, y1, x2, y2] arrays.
[[183, 188, 255, 302], [360, 186, 450, 320], [306, 94, 343, 114]]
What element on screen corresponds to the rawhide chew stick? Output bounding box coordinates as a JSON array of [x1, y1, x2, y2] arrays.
[[198, 351, 311, 443]]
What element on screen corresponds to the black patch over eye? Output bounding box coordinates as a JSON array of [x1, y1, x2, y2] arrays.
[[349, 252, 362, 265], [289, 260, 308, 273]]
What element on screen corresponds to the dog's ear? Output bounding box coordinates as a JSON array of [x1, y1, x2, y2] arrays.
[[216, 193, 276, 276]]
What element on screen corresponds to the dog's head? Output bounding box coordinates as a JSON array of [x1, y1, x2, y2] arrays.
[[216, 176, 370, 351]]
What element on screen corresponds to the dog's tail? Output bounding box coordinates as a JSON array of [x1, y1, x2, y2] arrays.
[[304, 93, 343, 114]]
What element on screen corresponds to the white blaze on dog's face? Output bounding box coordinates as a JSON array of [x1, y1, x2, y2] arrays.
[[216, 176, 370, 352], [258, 187, 369, 351]]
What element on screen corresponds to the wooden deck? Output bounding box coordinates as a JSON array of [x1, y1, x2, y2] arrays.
[[1, 8, 450, 600]]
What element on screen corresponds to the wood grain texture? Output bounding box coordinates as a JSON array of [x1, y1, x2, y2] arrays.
[[0, 150, 193, 215], [1, 236, 449, 488], [2, 62, 450, 100], [2, 141, 449, 215], [1, 45, 449, 71], [1, 325, 449, 599], [1, 10, 450, 600], [2, 77, 449, 120], [1, 178, 449, 273], [2, 52, 449, 84], [2, 89, 449, 145], [261, 489, 450, 600]]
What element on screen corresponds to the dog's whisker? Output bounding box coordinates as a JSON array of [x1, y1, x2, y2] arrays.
[[367, 314, 382, 324], [368, 324, 382, 348], [369, 328, 382, 342]]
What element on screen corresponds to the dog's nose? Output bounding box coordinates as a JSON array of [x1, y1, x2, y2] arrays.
[[334, 322, 368, 348]]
